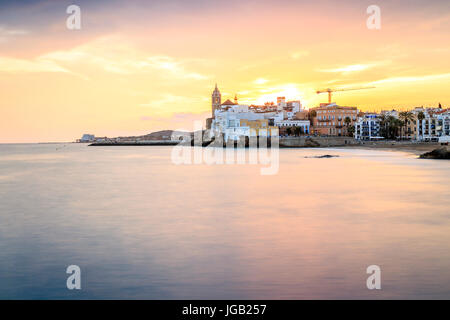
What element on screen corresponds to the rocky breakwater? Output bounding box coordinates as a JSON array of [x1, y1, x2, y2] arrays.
[[419, 147, 450, 159]]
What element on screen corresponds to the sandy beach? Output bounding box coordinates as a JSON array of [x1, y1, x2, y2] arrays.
[[339, 141, 443, 155]]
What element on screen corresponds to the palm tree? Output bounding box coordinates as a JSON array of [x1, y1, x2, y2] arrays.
[[399, 111, 414, 139], [417, 111, 425, 122], [380, 114, 397, 139], [347, 124, 355, 137], [393, 118, 403, 139], [344, 116, 351, 126], [307, 110, 317, 135], [417, 111, 425, 140], [343, 116, 352, 137], [286, 127, 292, 136], [380, 114, 388, 139], [381, 115, 400, 139]]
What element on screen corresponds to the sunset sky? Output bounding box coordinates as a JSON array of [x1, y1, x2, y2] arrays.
[[0, 0, 449, 142]]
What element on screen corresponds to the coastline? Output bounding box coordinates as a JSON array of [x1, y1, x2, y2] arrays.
[[88, 139, 442, 156], [282, 142, 442, 156], [89, 140, 180, 146], [332, 142, 441, 155]]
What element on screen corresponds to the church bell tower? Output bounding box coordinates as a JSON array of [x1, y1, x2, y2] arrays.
[[211, 83, 221, 117]]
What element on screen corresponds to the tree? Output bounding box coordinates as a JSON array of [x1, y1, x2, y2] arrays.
[[347, 125, 355, 137], [343, 116, 352, 136], [417, 111, 425, 140], [380, 115, 402, 140], [399, 111, 414, 139], [309, 110, 317, 121], [344, 116, 351, 126], [380, 114, 388, 138], [417, 111, 425, 122], [393, 118, 403, 139], [286, 127, 292, 136]]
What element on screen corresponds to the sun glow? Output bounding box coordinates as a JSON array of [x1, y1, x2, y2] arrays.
[[0, 0, 449, 142]]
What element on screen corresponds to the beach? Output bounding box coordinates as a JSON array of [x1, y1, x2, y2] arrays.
[[338, 141, 442, 155], [89, 138, 443, 157]]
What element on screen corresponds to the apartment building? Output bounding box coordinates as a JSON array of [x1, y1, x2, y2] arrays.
[[354, 114, 383, 140], [417, 109, 450, 141], [311, 103, 358, 136]]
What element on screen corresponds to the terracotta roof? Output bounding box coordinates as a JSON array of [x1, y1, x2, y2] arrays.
[[221, 99, 236, 106]]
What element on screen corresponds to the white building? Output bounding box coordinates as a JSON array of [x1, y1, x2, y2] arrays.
[[417, 109, 450, 141], [287, 100, 302, 113], [209, 86, 309, 139], [79, 134, 95, 142], [211, 99, 267, 140], [275, 119, 310, 134], [224, 120, 273, 141], [354, 114, 383, 140], [381, 109, 399, 118]]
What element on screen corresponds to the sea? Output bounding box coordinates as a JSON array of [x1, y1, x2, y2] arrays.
[[0, 143, 449, 299]]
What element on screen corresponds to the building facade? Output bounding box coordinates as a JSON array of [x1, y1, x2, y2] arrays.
[[209, 85, 310, 139], [311, 103, 358, 136], [354, 114, 383, 140], [275, 119, 310, 135], [417, 109, 450, 141], [277, 97, 286, 111], [225, 119, 278, 141]]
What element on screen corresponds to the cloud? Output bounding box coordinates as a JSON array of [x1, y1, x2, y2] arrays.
[[0, 36, 209, 80], [0, 56, 69, 73], [318, 61, 390, 74], [252, 83, 310, 104], [369, 73, 450, 85], [254, 78, 269, 85], [139, 94, 209, 115], [0, 25, 28, 43], [319, 64, 373, 73], [290, 50, 309, 59], [44, 39, 210, 79], [51, 51, 208, 79], [143, 56, 208, 80], [140, 111, 211, 131]]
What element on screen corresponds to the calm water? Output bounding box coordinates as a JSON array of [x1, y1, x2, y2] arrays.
[[0, 143, 449, 299]]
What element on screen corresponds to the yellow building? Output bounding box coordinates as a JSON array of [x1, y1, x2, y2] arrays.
[[225, 119, 278, 140], [239, 119, 278, 137], [311, 103, 358, 136], [405, 114, 417, 140]]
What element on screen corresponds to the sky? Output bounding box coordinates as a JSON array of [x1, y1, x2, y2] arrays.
[[0, 0, 449, 142]]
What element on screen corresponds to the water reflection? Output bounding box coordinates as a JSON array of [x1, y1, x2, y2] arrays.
[[0, 144, 449, 299]]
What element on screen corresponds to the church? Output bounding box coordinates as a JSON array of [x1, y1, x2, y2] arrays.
[[207, 84, 241, 129]]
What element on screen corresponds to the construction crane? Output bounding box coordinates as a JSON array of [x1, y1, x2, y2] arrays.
[[316, 87, 375, 104]]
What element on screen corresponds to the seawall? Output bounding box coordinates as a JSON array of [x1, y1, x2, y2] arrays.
[[89, 140, 180, 146], [279, 137, 359, 148]]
